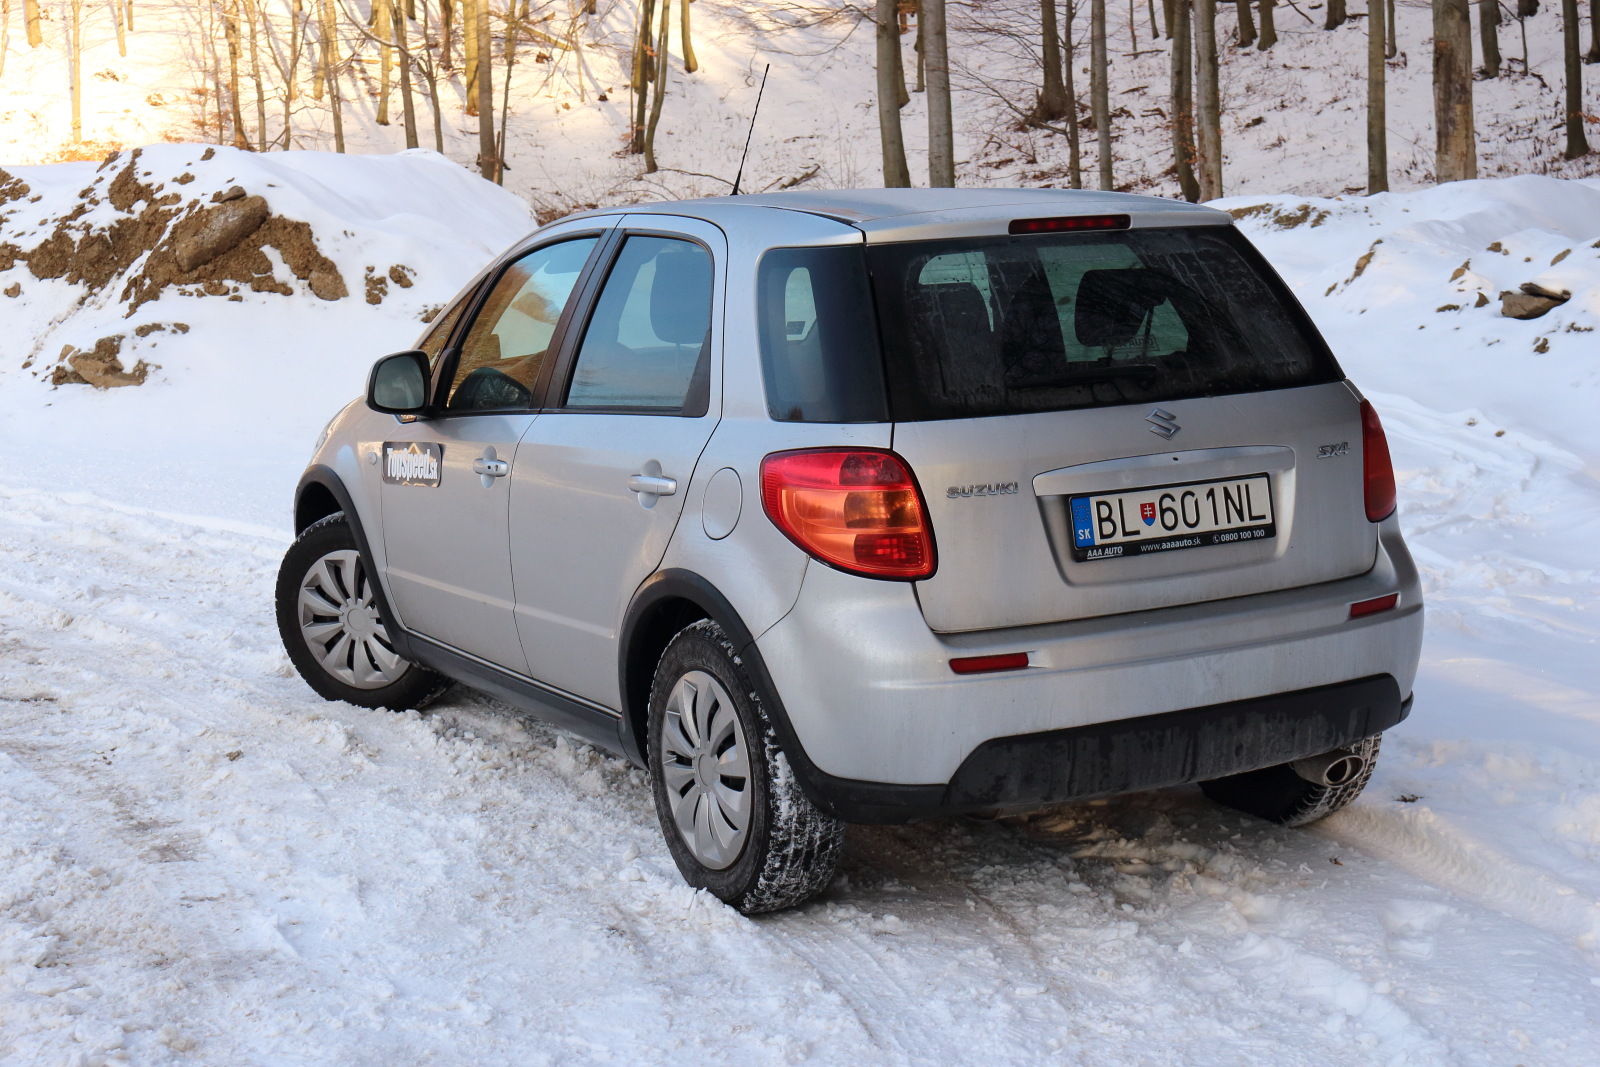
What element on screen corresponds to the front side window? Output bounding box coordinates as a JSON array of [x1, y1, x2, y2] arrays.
[[564, 235, 713, 415], [444, 236, 599, 413], [868, 226, 1341, 421], [416, 300, 467, 370]]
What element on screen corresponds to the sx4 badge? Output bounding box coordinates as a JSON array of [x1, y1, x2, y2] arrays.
[[381, 441, 443, 487]]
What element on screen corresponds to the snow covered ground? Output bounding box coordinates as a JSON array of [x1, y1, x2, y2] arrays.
[[2, 153, 1600, 1063]]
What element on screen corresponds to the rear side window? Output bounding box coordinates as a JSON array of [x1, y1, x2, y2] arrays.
[[867, 226, 1340, 421], [564, 235, 713, 415], [756, 246, 888, 423]]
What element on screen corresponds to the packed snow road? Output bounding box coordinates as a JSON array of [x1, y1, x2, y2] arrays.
[[1, 391, 1598, 1065]]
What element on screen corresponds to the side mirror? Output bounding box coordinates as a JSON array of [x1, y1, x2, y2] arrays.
[[366, 350, 431, 415]]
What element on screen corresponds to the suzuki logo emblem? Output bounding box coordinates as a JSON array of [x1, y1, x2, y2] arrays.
[[1145, 407, 1180, 439]]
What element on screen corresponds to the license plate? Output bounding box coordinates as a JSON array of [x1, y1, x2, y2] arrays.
[[1068, 474, 1275, 561]]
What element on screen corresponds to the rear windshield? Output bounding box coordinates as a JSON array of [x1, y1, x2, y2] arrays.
[[869, 226, 1340, 422]]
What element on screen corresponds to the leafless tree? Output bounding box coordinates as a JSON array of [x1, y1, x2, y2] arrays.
[[1432, 0, 1477, 181], [876, 0, 911, 185], [222, 0, 250, 147], [1257, 0, 1276, 48], [25, 0, 40, 47], [474, 0, 494, 176], [111, 0, 126, 56], [1170, 0, 1200, 198], [1588, 0, 1600, 61], [1064, 0, 1082, 187], [69, 0, 84, 139], [1195, 0, 1222, 198], [1032, 0, 1071, 121], [644, 0, 671, 172], [925, 0, 955, 185], [1562, 0, 1589, 155], [1235, 0, 1255, 46], [320, 0, 345, 150], [1090, 0, 1111, 188], [681, 0, 696, 73], [1325, 0, 1346, 28], [1479, 0, 1500, 76], [1368, 0, 1387, 191]]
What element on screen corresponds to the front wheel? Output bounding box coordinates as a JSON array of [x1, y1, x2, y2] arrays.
[[647, 620, 844, 914], [275, 512, 447, 711], [1199, 735, 1382, 827]]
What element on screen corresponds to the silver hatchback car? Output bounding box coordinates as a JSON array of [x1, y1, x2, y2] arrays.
[[276, 189, 1423, 913]]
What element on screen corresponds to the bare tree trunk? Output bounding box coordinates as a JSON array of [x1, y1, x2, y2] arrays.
[[1563, 0, 1590, 155], [69, 0, 83, 140], [1432, 0, 1477, 181], [915, 0, 925, 91], [894, 11, 909, 107], [1149, 0, 1161, 36], [1235, 0, 1255, 45], [475, 0, 494, 177], [681, 0, 697, 73], [1479, 0, 1500, 75], [1516, 0, 1536, 15], [630, 0, 655, 151], [320, 0, 344, 150], [112, 0, 127, 56], [1368, 0, 1388, 191], [1, 0, 10, 78], [1257, 0, 1276, 48], [464, 0, 480, 116], [223, 0, 250, 147], [876, 0, 912, 185], [496, 1, 517, 182], [1065, 0, 1083, 187], [245, 0, 267, 150], [1195, 0, 1222, 198], [1034, 0, 1070, 120], [123, 0, 132, 30], [925, 0, 956, 186], [1325, 0, 1346, 29], [441, 0, 453, 66], [1588, 0, 1600, 61], [419, 0, 445, 149], [24, 0, 39, 47], [1386, 0, 1396, 55], [1091, 0, 1112, 189], [644, 0, 670, 173], [396, 0, 419, 148], [376, 0, 393, 126], [1171, 0, 1200, 199], [1163, 0, 1174, 37]]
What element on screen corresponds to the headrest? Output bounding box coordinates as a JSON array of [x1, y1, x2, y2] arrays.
[[649, 248, 713, 345], [1074, 268, 1170, 347]]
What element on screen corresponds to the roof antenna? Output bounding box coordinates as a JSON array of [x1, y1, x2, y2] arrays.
[[730, 63, 771, 196]]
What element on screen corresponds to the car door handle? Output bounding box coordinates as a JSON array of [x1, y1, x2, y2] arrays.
[[473, 458, 510, 478], [627, 474, 678, 496]]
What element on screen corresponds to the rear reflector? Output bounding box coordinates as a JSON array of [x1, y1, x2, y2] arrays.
[[1349, 594, 1399, 619], [760, 448, 936, 580], [1008, 214, 1130, 235], [1361, 399, 1397, 522], [949, 652, 1030, 675]]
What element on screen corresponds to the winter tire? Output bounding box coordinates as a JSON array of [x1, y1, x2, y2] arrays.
[[275, 512, 448, 711], [647, 619, 844, 914], [1199, 735, 1382, 827]]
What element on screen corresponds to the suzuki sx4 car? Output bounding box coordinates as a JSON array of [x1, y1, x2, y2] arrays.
[[276, 189, 1423, 913]]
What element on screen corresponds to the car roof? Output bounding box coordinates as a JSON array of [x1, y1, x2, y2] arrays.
[[558, 187, 1230, 244]]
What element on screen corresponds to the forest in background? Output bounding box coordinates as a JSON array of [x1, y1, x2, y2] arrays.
[[1, 0, 1599, 210]]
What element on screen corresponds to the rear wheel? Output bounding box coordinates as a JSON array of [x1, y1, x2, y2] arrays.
[[275, 513, 447, 711], [1199, 735, 1381, 827], [647, 620, 844, 914]]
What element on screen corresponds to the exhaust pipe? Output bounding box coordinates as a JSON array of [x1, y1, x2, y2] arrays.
[[1291, 748, 1367, 788]]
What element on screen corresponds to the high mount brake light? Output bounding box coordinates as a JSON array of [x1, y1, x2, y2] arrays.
[[1008, 214, 1130, 235], [1360, 399, 1397, 522], [760, 449, 936, 581]]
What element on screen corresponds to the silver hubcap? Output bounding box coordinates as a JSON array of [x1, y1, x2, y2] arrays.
[[297, 549, 405, 690], [660, 670, 752, 870]]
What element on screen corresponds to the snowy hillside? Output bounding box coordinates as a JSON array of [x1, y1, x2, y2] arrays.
[[2, 155, 1600, 1063], [1, 0, 1598, 209]]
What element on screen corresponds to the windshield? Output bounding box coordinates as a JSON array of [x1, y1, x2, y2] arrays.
[[866, 226, 1341, 422]]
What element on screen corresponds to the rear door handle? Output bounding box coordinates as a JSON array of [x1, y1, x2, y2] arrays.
[[628, 460, 678, 508], [627, 475, 678, 496]]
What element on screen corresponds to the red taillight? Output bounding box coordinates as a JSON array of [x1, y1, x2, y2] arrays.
[[949, 652, 1030, 675], [1008, 214, 1130, 235], [760, 449, 936, 580], [1361, 399, 1397, 522], [1349, 593, 1399, 619]]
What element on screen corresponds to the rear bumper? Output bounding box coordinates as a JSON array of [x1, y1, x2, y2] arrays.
[[754, 515, 1423, 800], [803, 676, 1409, 823]]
